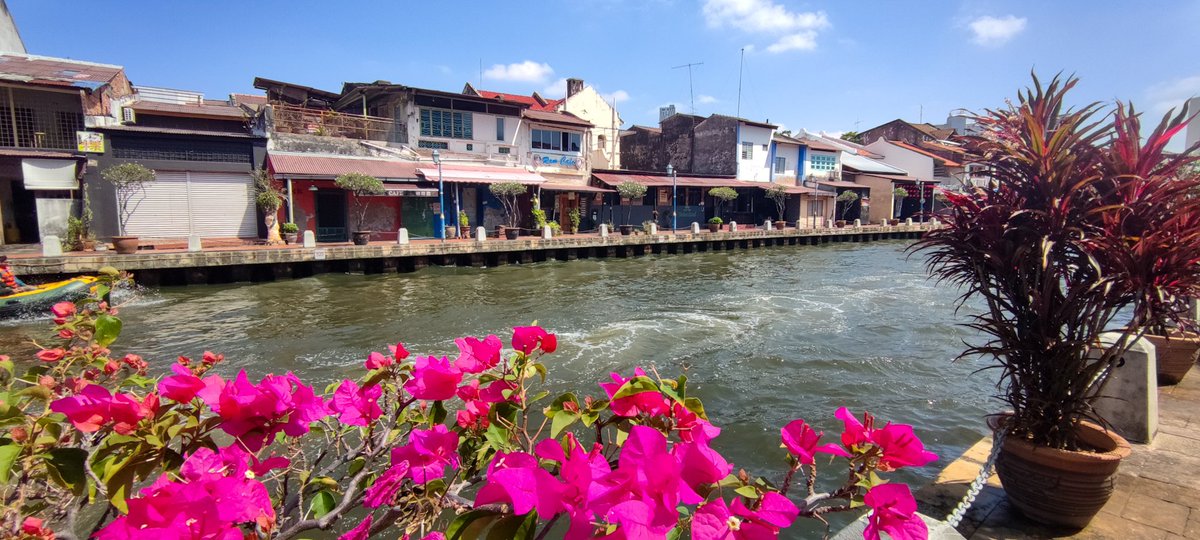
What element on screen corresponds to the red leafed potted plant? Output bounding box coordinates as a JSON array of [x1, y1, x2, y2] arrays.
[[916, 74, 1200, 529]]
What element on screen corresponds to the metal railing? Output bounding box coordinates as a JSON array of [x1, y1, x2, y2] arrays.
[[270, 103, 396, 142]]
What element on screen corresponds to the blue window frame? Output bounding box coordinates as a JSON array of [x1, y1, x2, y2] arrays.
[[811, 153, 837, 171], [496, 118, 505, 141], [420, 108, 473, 139]]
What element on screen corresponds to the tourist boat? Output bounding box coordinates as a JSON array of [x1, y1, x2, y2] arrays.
[[0, 276, 99, 318]]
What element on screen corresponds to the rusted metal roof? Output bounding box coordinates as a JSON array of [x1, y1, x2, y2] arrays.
[[268, 152, 420, 179], [94, 125, 258, 139], [817, 180, 866, 189], [475, 90, 562, 111], [0, 53, 123, 90], [0, 148, 83, 160], [540, 182, 612, 193], [522, 109, 593, 128], [757, 184, 827, 196], [593, 171, 748, 188], [131, 100, 248, 120], [416, 164, 545, 185]]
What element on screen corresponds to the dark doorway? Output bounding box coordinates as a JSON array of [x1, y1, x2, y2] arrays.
[[11, 183, 38, 243], [314, 191, 347, 242]]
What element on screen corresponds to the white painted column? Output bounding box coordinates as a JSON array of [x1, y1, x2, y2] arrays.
[[1091, 332, 1158, 444], [302, 230, 316, 248], [475, 226, 486, 242], [730, 221, 738, 232], [542, 225, 552, 239], [187, 235, 202, 252], [600, 224, 609, 238], [691, 222, 700, 234]]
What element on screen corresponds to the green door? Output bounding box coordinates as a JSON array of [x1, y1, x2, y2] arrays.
[[401, 197, 436, 239]]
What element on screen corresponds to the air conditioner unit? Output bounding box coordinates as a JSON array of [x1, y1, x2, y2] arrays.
[[122, 107, 136, 124]]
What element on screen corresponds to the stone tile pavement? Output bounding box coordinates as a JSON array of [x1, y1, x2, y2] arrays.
[[916, 365, 1200, 539]]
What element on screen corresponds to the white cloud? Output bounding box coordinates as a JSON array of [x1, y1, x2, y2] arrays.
[[967, 15, 1027, 46], [766, 31, 819, 53], [1145, 75, 1200, 116], [697, 94, 718, 104], [541, 78, 568, 98], [483, 60, 555, 83], [701, 0, 830, 53], [601, 89, 631, 103]]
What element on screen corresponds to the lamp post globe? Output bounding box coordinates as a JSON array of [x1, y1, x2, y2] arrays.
[[667, 164, 677, 233], [433, 150, 445, 241]]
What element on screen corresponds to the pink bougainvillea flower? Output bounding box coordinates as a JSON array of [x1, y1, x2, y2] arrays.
[[35, 348, 65, 363], [403, 356, 463, 401], [456, 399, 490, 431], [863, 483, 927, 540], [364, 351, 393, 370], [781, 419, 851, 465], [599, 368, 670, 417], [391, 424, 460, 484], [21, 517, 53, 540], [512, 326, 556, 355], [673, 439, 732, 495], [50, 384, 152, 433], [672, 402, 721, 443], [363, 461, 411, 508], [834, 408, 937, 471], [331, 379, 383, 426], [473, 451, 565, 516], [593, 425, 697, 537], [339, 514, 373, 540], [109, 392, 157, 435], [50, 301, 75, 325], [692, 497, 777, 540], [534, 434, 610, 539], [158, 363, 208, 403], [478, 379, 521, 404], [388, 342, 410, 360], [453, 334, 503, 373], [200, 370, 330, 451]]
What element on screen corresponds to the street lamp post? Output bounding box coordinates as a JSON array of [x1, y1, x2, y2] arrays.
[[433, 150, 445, 242], [667, 164, 676, 233], [918, 181, 926, 224]]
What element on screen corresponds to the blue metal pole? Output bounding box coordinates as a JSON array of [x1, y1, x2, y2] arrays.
[[672, 172, 677, 232], [437, 160, 445, 241]]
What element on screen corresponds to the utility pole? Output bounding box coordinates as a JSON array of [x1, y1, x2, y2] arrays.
[[672, 61, 704, 114], [736, 48, 744, 119]]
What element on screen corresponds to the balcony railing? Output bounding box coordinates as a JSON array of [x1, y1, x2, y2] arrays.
[[270, 103, 396, 142]]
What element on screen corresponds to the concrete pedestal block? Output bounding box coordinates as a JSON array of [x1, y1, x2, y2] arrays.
[[187, 235, 202, 252], [905, 218, 914, 226], [542, 225, 552, 239], [853, 219, 861, 228], [397, 228, 410, 245], [826, 219, 834, 228], [764, 220, 772, 231], [41, 237, 62, 257], [302, 230, 316, 248], [475, 227, 486, 242], [600, 224, 609, 238], [1091, 332, 1158, 443], [730, 221, 738, 232], [691, 222, 700, 234], [649, 223, 657, 235]]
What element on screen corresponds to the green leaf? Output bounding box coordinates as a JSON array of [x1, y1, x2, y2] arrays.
[[348, 457, 366, 477], [310, 490, 336, 518], [431, 400, 448, 424], [734, 485, 760, 499], [487, 512, 538, 540], [445, 509, 501, 540], [611, 377, 659, 400], [94, 314, 123, 347], [45, 447, 89, 495], [550, 412, 578, 438], [0, 444, 20, 483], [683, 397, 708, 420]]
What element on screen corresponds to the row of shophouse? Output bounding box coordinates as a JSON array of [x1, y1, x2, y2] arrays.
[[0, 45, 975, 248]]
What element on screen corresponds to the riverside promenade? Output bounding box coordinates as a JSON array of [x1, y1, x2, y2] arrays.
[[916, 365, 1200, 539], [6, 223, 932, 285]]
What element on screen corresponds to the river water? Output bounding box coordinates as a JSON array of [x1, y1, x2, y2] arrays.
[[0, 240, 998, 535]]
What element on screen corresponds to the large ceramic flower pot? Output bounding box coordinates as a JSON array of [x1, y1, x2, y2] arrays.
[[504, 228, 520, 240], [112, 236, 139, 254], [619, 225, 634, 236], [351, 231, 371, 245], [988, 415, 1131, 529], [773, 220, 787, 230], [1143, 332, 1200, 385], [708, 223, 721, 233]]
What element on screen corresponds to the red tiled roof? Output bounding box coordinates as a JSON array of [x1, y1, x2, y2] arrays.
[[912, 123, 955, 140], [919, 140, 966, 154], [416, 164, 545, 185], [268, 152, 420, 179], [0, 53, 123, 90], [475, 90, 562, 111], [888, 140, 962, 167], [131, 100, 248, 120]]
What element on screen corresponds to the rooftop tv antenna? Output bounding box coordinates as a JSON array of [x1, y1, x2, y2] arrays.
[[672, 61, 704, 114], [736, 49, 744, 119]]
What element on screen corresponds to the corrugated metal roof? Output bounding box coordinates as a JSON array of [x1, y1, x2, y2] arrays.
[[131, 100, 248, 120], [540, 183, 612, 193], [840, 153, 909, 175], [888, 140, 962, 167], [417, 164, 545, 184], [593, 172, 749, 188], [817, 180, 866, 189], [94, 125, 258, 138], [268, 152, 420, 179], [522, 109, 593, 127], [757, 184, 826, 195], [0, 53, 123, 90]]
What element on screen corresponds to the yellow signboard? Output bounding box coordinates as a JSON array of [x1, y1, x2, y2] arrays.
[[76, 131, 104, 153]]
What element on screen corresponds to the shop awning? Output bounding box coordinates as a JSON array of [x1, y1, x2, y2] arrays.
[[593, 172, 746, 188], [817, 180, 865, 189], [757, 184, 831, 196], [22, 158, 79, 190], [540, 183, 612, 193], [855, 173, 936, 184], [268, 152, 419, 180], [416, 164, 545, 185]]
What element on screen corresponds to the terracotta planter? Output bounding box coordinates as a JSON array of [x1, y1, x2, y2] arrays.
[[81, 239, 96, 251], [1144, 332, 1200, 385], [282, 232, 298, 245], [835, 220, 847, 228], [460, 226, 471, 238], [708, 223, 721, 233], [988, 415, 1131, 529], [445, 226, 457, 239], [504, 228, 520, 240], [889, 219, 900, 226], [619, 225, 634, 236], [112, 236, 139, 254], [351, 231, 371, 245], [773, 220, 787, 230]]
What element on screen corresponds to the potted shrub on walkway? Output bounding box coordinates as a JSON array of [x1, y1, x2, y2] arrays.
[[835, 190, 858, 227], [708, 187, 738, 226], [890, 187, 907, 225], [334, 172, 385, 245], [615, 181, 646, 235], [458, 210, 470, 238], [489, 181, 526, 239], [568, 207, 581, 234], [101, 162, 156, 254], [280, 222, 299, 244], [766, 184, 789, 230], [707, 216, 723, 232], [253, 169, 286, 245], [916, 74, 1200, 529]]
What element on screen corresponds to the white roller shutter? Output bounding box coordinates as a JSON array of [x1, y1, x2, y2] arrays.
[[123, 171, 256, 239], [123, 171, 191, 238], [186, 172, 256, 238]]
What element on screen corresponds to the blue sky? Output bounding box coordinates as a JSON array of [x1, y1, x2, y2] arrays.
[[9, 0, 1200, 140]]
